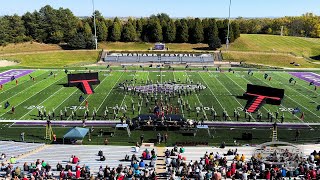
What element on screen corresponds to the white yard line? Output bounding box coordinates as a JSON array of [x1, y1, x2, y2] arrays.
[[119, 72, 137, 117], [232, 74, 288, 122], [0, 75, 66, 117], [198, 72, 230, 120], [66, 73, 119, 120], [19, 87, 64, 120], [213, 72, 256, 122], [184, 71, 207, 120], [51, 88, 79, 118], [96, 72, 124, 115], [277, 72, 320, 102], [272, 72, 320, 121], [172, 71, 185, 117], [0, 71, 57, 105], [160, 69, 163, 84], [249, 72, 314, 127], [0, 71, 47, 95]]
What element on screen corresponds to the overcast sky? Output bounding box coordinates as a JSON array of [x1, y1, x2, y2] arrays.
[[1, 0, 319, 18]]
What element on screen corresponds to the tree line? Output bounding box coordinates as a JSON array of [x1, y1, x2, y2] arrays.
[[0, 5, 240, 50], [237, 13, 320, 37], [1, 5, 319, 50]]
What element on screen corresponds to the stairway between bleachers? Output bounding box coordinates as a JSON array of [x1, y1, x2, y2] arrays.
[[155, 146, 167, 179]]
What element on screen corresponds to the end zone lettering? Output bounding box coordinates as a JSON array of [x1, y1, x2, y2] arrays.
[[0, 69, 34, 85]]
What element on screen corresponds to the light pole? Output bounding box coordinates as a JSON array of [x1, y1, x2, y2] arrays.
[[226, 0, 232, 50], [92, 0, 98, 50]]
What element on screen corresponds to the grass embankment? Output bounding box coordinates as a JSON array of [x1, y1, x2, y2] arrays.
[[223, 34, 320, 58], [1, 51, 99, 68], [221, 34, 320, 68], [0, 42, 62, 55], [223, 52, 320, 68]]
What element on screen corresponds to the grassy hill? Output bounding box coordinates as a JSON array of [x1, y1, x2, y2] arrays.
[[0, 34, 320, 68], [0, 42, 62, 55], [223, 34, 320, 58], [1, 51, 99, 68]]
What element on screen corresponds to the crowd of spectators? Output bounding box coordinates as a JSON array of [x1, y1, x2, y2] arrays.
[[0, 148, 158, 180], [165, 146, 320, 180]]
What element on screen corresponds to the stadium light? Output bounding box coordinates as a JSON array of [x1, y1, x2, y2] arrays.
[[92, 0, 98, 50], [226, 0, 232, 50]]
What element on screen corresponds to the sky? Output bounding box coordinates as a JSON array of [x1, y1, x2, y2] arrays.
[[0, 0, 319, 18]]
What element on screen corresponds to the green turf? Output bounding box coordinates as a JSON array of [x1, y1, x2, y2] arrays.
[[1, 123, 319, 146], [0, 68, 320, 145], [0, 69, 319, 123]]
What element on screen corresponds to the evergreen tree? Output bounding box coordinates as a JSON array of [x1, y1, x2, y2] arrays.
[[176, 19, 189, 43], [136, 18, 144, 40], [109, 21, 121, 41], [83, 22, 93, 39], [148, 19, 163, 42], [164, 19, 176, 42], [190, 18, 204, 43], [68, 32, 87, 49], [231, 21, 241, 39], [96, 21, 108, 41], [122, 22, 136, 42]]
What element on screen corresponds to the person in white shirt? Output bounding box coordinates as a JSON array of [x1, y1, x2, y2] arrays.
[[242, 171, 248, 180], [260, 163, 265, 172], [165, 157, 172, 165], [37, 163, 42, 171]]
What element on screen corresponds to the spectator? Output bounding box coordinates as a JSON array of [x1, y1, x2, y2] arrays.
[[23, 162, 29, 172], [67, 169, 73, 179], [0, 153, 6, 160], [104, 138, 108, 145], [100, 155, 106, 161], [72, 155, 79, 164], [10, 156, 17, 164], [59, 168, 66, 179], [76, 168, 81, 179], [56, 162, 62, 171], [139, 160, 145, 168], [179, 146, 185, 153]]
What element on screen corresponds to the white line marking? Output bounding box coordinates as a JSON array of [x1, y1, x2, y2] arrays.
[[197, 72, 230, 120], [19, 87, 65, 120]]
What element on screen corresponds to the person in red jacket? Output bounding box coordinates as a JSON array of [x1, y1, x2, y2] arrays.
[[310, 168, 317, 179], [67, 169, 73, 179], [75, 168, 81, 179], [265, 169, 271, 180], [72, 156, 79, 164], [142, 151, 147, 159], [22, 175, 29, 180], [59, 169, 65, 179]]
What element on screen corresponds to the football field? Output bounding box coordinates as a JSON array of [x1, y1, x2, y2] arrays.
[[0, 68, 319, 124]]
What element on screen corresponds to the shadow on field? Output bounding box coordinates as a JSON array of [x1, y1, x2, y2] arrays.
[[235, 95, 246, 100], [192, 47, 214, 51], [310, 55, 320, 60], [57, 83, 69, 87]]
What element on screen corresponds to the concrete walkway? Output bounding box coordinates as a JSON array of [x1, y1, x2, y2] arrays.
[[155, 146, 167, 179]]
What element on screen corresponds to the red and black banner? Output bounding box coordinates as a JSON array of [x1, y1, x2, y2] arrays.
[[67, 73, 100, 94], [243, 84, 284, 113]]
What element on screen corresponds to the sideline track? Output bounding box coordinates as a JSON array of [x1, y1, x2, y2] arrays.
[[6, 120, 313, 129]]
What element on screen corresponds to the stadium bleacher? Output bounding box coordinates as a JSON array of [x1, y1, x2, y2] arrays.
[[103, 53, 214, 64], [0, 141, 157, 178], [0, 141, 45, 162], [2, 141, 320, 179]]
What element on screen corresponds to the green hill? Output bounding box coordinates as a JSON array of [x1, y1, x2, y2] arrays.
[[224, 34, 320, 58]]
